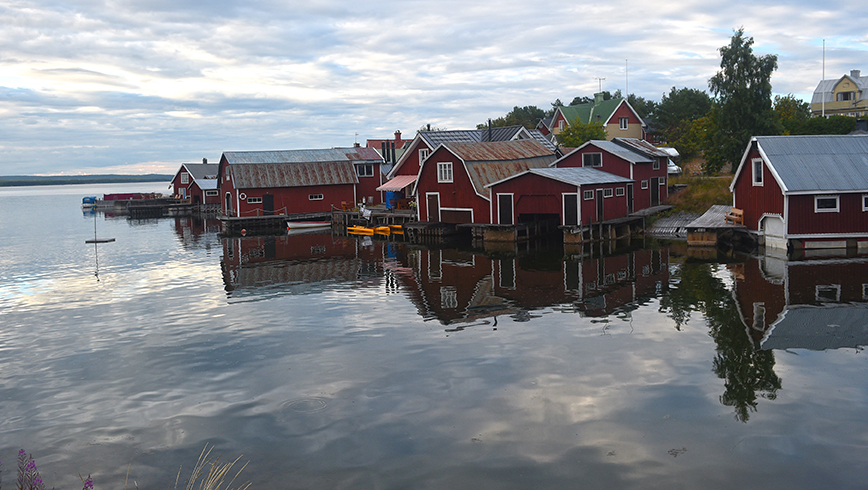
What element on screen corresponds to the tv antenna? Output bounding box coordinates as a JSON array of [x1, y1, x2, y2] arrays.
[[595, 77, 606, 92]]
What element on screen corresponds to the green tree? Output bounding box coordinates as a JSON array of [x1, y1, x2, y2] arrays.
[[773, 94, 811, 134], [799, 115, 857, 135], [557, 119, 607, 147], [671, 115, 713, 161], [707, 28, 780, 173], [478, 105, 547, 130], [655, 87, 712, 140]]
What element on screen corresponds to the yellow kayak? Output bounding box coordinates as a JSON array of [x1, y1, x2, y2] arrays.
[[347, 225, 374, 235]]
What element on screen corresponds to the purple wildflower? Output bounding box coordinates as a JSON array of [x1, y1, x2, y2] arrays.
[[82, 474, 94, 490]]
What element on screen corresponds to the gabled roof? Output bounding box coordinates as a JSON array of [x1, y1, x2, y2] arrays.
[[389, 127, 556, 179], [611, 138, 670, 159], [221, 147, 381, 189], [554, 139, 656, 166], [172, 162, 219, 189], [732, 135, 868, 193], [559, 98, 627, 126], [419, 140, 557, 200], [487, 166, 634, 189], [811, 71, 868, 105]]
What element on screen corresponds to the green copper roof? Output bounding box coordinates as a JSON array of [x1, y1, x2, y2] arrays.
[[561, 98, 624, 125]]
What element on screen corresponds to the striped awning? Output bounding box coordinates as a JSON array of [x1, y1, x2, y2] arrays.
[[376, 174, 417, 192]]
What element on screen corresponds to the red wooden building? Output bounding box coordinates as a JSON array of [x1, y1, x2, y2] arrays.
[[730, 135, 868, 251], [487, 167, 634, 226], [554, 137, 669, 212], [170, 161, 220, 205], [217, 147, 384, 218], [413, 140, 557, 224]]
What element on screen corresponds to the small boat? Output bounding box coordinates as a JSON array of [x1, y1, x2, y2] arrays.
[[286, 220, 331, 230], [81, 196, 97, 209], [347, 225, 375, 236]]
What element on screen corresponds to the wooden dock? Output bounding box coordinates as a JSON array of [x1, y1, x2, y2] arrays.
[[686, 205, 750, 247]]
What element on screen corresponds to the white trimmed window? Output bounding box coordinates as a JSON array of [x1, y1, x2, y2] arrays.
[[653, 159, 660, 170], [862, 194, 868, 211], [355, 164, 373, 177], [641, 180, 649, 189], [583, 153, 602, 167], [309, 194, 324, 201], [616, 187, 625, 196], [815, 195, 839, 213], [419, 148, 430, 162], [752, 158, 763, 186], [558, 119, 565, 131], [603, 188, 613, 198], [205, 190, 218, 196], [619, 117, 629, 130], [437, 162, 453, 183], [181, 173, 189, 184], [247, 197, 263, 204], [583, 190, 594, 200]]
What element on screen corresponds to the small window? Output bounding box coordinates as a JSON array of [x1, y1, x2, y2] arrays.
[[752, 158, 763, 186], [653, 160, 660, 170], [583, 153, 602, 167], [205, 190, 218, 197], [837, 92, 855, 102], [180, 173, 189, 184], [616, 187, 625, 196], [815, 195, 839, 213], [419, 149, 430, 162], [862, 194, 868, 211], [355, 164, 373, 177], [247, 197, 262, 204], [309, 194, 324, 201], [558, 119, 565, 131], [659, 179, 666, 186], [641, 180, 649, 189], [583, 190, 594, 200], [816, 284, 841, 303], [437, 162, 453, 183], [603, 188, 613, 198], [619, 117, 628, 130]]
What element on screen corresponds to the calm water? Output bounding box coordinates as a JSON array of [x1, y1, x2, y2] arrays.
[[2, 183, 868, 489]]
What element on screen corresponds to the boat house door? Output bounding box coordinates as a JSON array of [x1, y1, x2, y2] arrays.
[[498, 194, 513, 225], [263, 194, 274, 215], [651, 178, 660, 206], [563, 193, 579, 226], [426, 193, 440, 222]]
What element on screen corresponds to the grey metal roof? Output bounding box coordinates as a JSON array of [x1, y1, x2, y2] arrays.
[[229, 161, 359, 189], [566, 140, 654, 165], [223, 147, 382, 165], [521, 167, 633, 187], [811, 73, 868, 105], [755, 135, 868, 192], [440, 140, 557, 199], [419, 126, 558, 153], [184, 163, 219, 181], [611, 138, 671, 158]]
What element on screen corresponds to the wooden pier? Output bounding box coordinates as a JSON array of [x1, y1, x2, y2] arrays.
[[686, 205, 754, 250], [220, 212, 330, 236], [461, 218, 561, 242]]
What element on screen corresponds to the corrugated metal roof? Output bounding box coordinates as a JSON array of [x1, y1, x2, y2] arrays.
[[811, 74, 868, 105], [223, 147, 382, 165], [524, 167, 634, 187], [756, 135, 868, 192], [183, 163, 219, 181], [575, 140, 654, 164], [612, 138, 670, 158], [229, 161, 359, 189], [442, 140, 558, 199]]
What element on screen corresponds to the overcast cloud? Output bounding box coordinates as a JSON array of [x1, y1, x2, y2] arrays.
[[1, 0, 866, 175]]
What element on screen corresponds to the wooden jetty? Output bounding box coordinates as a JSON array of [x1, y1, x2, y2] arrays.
[[686, 205, 754, 250], [220, 211, 330, 236], [461, 218, 560, 243]]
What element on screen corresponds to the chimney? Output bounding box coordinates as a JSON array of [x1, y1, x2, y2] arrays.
[[381, 142, 388, 162], [594, 92, 604, 106], [851, 69, 862, 78], [394, 130, 402, 147], [488, 118, 492, 142], [354, 142, 360, 147], [427, 124, 431, 131], [202, 158, 207, 164]]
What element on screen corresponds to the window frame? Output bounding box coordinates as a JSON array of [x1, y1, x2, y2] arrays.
[[619, 117, 629, 130], [814, 195, 840, 213], [180, 173, 189, 184], [583, 190, 594, 200], [419, 148, 430, 162], [246, 196, 263, 204], [582, 152, 602, 168], [862, 194, 868, 212], [603, 188, 614, 198], [437, 162, 453, 183], [641, 180, 649, 189], [752, 158, 764, 186], [205, 190, 218, 197], [615, 187, 625, 197], [309, 194, 324, 201], [355, 163, 374, 177]]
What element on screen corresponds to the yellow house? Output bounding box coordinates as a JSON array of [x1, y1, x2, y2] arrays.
[[811, 69, 868, 117]]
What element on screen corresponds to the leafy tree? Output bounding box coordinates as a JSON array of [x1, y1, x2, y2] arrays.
[[671, 115, 714, 161], [627, 93, 656, 121], [773, 94, 811, 134], [478, 105, 547, 130], [706, 28, 780, 173], [557, 119, 607, 147], [799, 115, 857, 135], [655, 87, 712, 140]]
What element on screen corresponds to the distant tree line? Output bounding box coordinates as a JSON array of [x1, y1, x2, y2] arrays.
[[0, 174, 173, 187], [479, 28, 861, 174]]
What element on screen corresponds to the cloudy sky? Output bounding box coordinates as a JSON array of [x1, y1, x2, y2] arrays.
[[1, 0, 866, 175]]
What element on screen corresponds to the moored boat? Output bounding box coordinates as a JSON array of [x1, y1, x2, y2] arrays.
[[286, 220, 331, 230]]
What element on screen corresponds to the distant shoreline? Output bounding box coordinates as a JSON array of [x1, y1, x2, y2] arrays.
[[0, 174, 173, 187]]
